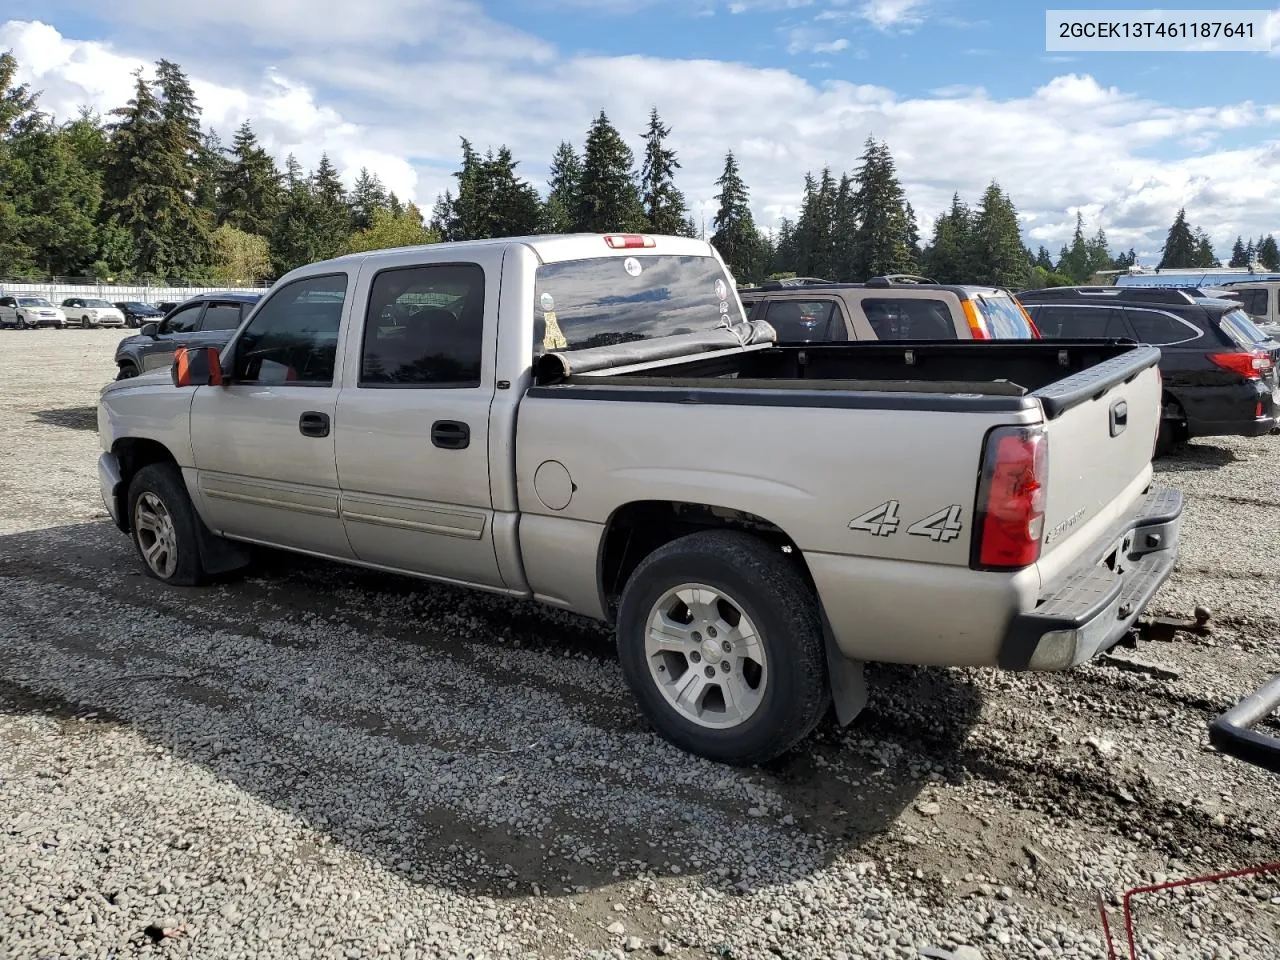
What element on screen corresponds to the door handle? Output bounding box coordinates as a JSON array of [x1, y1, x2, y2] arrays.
[[299, 411, 330, 438], [1109, 399, 1128, 437], [431, 420, 470, 450]]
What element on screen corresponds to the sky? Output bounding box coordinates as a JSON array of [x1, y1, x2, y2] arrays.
[[2, 0, 1280, 264]]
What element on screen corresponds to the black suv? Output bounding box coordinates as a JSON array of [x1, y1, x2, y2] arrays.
[[114, 301, 166, 328], [1017, 286, 1280, 455], [114, 291, 263, 379]]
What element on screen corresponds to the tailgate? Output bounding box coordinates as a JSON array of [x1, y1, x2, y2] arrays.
[[1030, 345, 1162, 563]]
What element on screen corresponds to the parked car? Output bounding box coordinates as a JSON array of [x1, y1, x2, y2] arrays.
[[154, 301, 179, 314], [1214, 281, 1280, 338], [61, 297, 126, 328], [97, 233, 1180, 765], [113, 292, 263, 379], [0, 295, 66, 328], [738, 275, 1040, 342], [1017, 286, 1280, 456], [114, 301, 166, 328]]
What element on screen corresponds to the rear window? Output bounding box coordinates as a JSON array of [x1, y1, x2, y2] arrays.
[[975, 295, 1037, 338], [1231, 288, 1269, 318], [861, 298, 956, 339], [1218, 308, 1272, 350], [531, 255, 743, 355]]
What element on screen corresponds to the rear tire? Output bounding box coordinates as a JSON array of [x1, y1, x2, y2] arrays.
[[126, 463, 209, 587], [1155, 397, 1187, 458], [116, 362, 139, 380], [616, 530, 830, 766]]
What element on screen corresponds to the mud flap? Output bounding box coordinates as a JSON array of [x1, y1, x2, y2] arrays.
[[1209, 674, 1280, 774], [822, 612, 867, 726]]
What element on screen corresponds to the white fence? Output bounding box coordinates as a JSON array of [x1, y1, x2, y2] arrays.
[[0, 280, 269, 305]]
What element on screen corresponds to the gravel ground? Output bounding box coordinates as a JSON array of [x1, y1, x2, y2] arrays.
[[1, 329, 1278, 960]]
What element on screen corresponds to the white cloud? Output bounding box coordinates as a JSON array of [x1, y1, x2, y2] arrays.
[[4, 15, 1280, 262], [856, 0, 930, 32]]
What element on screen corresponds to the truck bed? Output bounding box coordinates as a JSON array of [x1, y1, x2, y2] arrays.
[[532, 339, 1161, 420]]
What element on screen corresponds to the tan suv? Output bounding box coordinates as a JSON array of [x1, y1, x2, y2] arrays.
[[737, 275, 1039, 342], [1219, 280, 1280, 332]]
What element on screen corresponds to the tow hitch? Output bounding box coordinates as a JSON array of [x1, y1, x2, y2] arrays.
[[1130, 604, 1212, 643]]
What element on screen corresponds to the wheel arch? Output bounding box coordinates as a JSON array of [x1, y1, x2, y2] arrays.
[[111, 437, 181, 532]]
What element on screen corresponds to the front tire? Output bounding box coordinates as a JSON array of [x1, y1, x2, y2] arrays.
[[127, 463, 210, 586], [616, 530, 830, 766]]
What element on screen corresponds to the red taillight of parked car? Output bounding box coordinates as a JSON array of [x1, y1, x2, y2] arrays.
[[972, 425, 1048, 570], [961, 300, 991, 340], [1207, 351, 1272, 380]]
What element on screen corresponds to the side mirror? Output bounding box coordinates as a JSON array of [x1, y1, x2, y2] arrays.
[[140, 321, 159, 338], [171, 346, 224, 388]]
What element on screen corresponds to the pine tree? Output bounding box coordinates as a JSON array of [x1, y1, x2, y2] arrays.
[[269, 154, 325, 274], [1114, 247, 1137, 270], [544, 141, 582, 233], [831, 172, 857, 281], [770, 217, 798, 275], [709, 151, 761, 282], [152, 59, 210, 275], [848, 137, 916, 278], [904, 201, 920, 255], [0, 51, 42, 274], [349, 167, 389, 231], [8, 119, 102, 275], [309, 153, 352, 259], [575, 111, 644, 233], [1157, 208, 1197, 269], [638, 108, 689, 236], [192, 130, 226, 214], [1192, 227, 1218, 268], [1056, 212, 1091, 282], [1245, 238, 1257, 264], [1086, 226, 1113, 277], [431, 139, 542, 241], [792, 169, 838, 278], [1228, 236, 1249, 268], [920, 193, 974, 284], [970, 181, 1028, 289], [217, 120, 281, 236], [1034, 245, 1054, 270], [1258, 235, 1280, 271]]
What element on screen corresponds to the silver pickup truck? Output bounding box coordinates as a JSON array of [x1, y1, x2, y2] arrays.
[[96, 233, 1183, 765]]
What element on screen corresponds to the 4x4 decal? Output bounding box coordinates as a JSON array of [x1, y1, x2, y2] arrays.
[[849, 501, 964, 542]]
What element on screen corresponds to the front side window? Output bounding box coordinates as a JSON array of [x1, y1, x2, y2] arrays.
[[361, 263, 485, 387], [764, 299, 848, 342], [200, 303, 244, 331], [531, 254, 744, 356], [861, 298, 956, 339], [163, 304, 203, 334], [233, 274, 348, 385]]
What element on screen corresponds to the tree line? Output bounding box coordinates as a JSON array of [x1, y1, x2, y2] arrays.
[[2, 50, 1276, 289]]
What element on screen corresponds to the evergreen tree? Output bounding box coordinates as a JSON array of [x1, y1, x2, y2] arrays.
[[1034, 245, 1054, 270], [1086, 225, 1113, 277], [1245, 237, 1257, 264], [192, 130, 226, 214], [770, 217, 797, 275], [638, 108, 690, 236], [709, 151, 761, 282], [792, 169, 839, 278], [1258, 235, 1280, 271], [904, 200, 920, 255], [8, 119, 102, 275], [310, 153, 352, 259], [431, 139, 542, 241], [1114, 247, 1137, 270], [1192, 227, 1218, 268], [1157, 208, 1197, 269], [1056, 212, 1091, 282], [848, 136, 916, 279], [544, 140, 582, 233], [831, 172, 857, 280], [349, 167, 389, 231], [920, 193, 974, 284], [1228, 236, 1249, 268], [575, 111, 644, 233], [970, 181, 1028, 289], [0, 51, 42, 274], [269, 154, 325, 274], [152, 59, 210, 274], [217, 120, 281, 236]]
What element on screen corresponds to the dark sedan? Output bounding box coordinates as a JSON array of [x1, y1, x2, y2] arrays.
[[114, 292, 263, 379], [114, 301, 166, 329]]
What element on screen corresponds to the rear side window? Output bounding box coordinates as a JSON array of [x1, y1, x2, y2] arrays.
[[1232, 288, 1269, 317], [1032, 305, 1128, 339], [200, 303, 244, 331], [975, 295, 1037, 338], [861, 298, 956, 339], [532, 254, 743, 355], [1122, 309, 1202, 345], [233, 273, 348, 385], [763, 299, 848, 342], [361, 263, 484, 387]]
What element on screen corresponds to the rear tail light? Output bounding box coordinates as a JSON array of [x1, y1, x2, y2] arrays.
[[1208, 351, 1272, 380], [603, 234, 656, 249], [972, 425, 1048, 570], [961, 300, 991, 340]]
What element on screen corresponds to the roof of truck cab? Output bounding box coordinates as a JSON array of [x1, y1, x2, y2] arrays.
[[313, 233, 719, 269]]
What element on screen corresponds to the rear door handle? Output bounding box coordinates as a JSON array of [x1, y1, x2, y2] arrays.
[[431, 420, 470, 450], [299, 411, 330, 438], [1109, 399, 1128, 437]]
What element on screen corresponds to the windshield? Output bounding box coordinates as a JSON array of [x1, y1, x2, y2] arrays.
[[18, 297, 51, 307], [1219, 308, 1274, 347], [975, 294, 1038, 338], [531, 254, 745, 355]]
